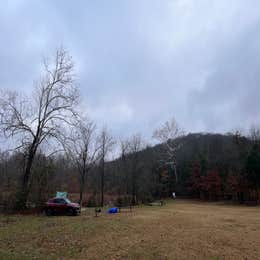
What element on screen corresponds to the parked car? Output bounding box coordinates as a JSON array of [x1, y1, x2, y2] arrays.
[[44, 197, 81, 216]]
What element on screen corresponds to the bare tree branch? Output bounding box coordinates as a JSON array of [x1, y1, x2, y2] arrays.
[[0, 47, 80, 208], [153, 117, 183, 183], [97, 127, 115, 206], [64, 116, 99, 205]]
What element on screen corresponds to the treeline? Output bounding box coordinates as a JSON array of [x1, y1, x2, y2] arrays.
[[106, 132, 260, 205], [1, 132, 260, 210], [0, 48, 259, 211]]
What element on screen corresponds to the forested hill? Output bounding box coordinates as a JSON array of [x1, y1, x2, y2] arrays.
[[175, 132, 251, 173], [105, 132, 256, 203], [1, 132, 259, 208]]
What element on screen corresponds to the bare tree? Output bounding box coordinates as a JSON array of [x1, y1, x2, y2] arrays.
[[153, 117, 183, 183], [249, 125, 260, 144], [0, 48, 79, 208], [128, 133, 144, 205], [65, 117, 99, 205], [119, 138, 130, 195], [98, 127, 115, 207], [0, 151, 10, 190]]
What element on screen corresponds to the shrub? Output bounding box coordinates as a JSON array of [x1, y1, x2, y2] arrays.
[[115, 195, 133, 207], [86, 195, 97, 207], [115, 197, 123, 208], [140, 193, 154, 204], [0, 191, 17, 213]]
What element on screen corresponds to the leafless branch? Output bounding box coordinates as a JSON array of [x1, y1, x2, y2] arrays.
[[153, 117, 183, 183]]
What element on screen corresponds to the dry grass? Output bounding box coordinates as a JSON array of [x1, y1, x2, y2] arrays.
[[0, 200, 260, 259]]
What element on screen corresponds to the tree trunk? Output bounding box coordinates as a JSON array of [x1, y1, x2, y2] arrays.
[[173, 163, 178, 183], [16, 138, 39, 210], [16, 152, 35, 209], [79, 178, 84, 206], [131, 168, 137, 205], [79, 168, 88, 206], [100, 159, 105, 207]]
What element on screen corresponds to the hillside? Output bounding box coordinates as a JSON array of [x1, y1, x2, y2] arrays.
[[103, 133, 254, 202]]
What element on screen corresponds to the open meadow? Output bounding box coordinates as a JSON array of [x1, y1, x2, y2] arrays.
[[0, 200, 260, 260]]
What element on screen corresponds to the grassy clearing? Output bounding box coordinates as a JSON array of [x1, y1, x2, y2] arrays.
[[0, 200, 260, 259]]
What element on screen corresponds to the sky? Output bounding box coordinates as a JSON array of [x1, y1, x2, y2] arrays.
[[1, 0, 260, 140]]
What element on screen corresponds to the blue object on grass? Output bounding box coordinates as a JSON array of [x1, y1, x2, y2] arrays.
[[108, 207, 119, 214]]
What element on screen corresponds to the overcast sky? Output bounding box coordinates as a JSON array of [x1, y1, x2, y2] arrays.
[[1, 0, 260, 139]]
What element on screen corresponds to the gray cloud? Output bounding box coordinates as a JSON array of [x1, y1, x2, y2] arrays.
[[189, 19, 260, 132], [1, 0, 260, 139]]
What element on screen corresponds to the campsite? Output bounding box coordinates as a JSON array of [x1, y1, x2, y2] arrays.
[[1, 200, 260, 259], [1, 1, 260, 259]]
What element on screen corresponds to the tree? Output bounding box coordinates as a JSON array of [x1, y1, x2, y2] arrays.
[[0, 48, 79, 208], [128, 133, 144, 204], [204, 169, 222, 200], [64, 118, 99, 205], [118, 138, 130, 196], [189, 161, 202, 198], [98, 127, 114, 207], [30, 152, 55, 205], [153, 117, 183, 184], [249, 125, 260, 144], [225, 172, 246, 202], [246, 143, 260, 200]]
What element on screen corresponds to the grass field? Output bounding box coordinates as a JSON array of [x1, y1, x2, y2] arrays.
[[0, 200, 260, 259]]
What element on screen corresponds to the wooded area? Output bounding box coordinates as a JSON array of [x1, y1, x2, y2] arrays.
[[0, 49, 260, 211]]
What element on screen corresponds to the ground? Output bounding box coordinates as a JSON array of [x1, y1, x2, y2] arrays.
[[0, 200, 260, 259]]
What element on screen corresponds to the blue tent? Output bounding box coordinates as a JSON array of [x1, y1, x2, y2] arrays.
[[108, 207, 119, 214]]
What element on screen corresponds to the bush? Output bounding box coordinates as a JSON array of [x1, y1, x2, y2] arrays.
[[115, 195, 132, 207], [0, 191, 17, 213], [140, 193, 154, 204], [86, 195, 97, 207], [115, 197, 124, 208]]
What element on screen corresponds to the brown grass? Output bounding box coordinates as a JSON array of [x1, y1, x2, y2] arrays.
[[0, 200, 260, 259]]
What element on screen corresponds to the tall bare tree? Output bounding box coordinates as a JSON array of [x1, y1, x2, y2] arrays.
[[98, 127, 114, 207], [249, 125, 260, 144], [119, 138, 130, 195], [0, 48, 79, 208], [128, 133, 144, 204], [153, 117, 183, 183], [65, 118, 99, 205]]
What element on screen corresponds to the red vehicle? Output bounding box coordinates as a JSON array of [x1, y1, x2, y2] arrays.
[[45, 197, 81, 216]]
